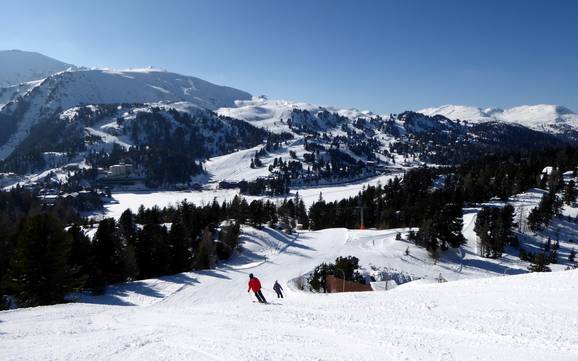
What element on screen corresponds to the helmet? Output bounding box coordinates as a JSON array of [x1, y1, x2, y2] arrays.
[[249, 273, 254, 278]]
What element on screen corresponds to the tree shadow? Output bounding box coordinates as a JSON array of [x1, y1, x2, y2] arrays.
[[461, 258, 526, 275], [158, 273, 202, 285], [72, 281, 165, 306], [194, 269, 231, 280], [73, 273, 202, 306], [263, 227, 316, 252], [516, 215, 578, 266]]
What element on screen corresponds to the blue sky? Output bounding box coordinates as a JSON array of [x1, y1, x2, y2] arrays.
[[1, 0, 577, 113]]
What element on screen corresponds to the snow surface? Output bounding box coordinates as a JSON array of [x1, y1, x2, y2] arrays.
[[102, 172, 402, 219], [2, 225, 577, 360], [5, 176, 578, 360], [0, 50, 72, 87], [33, 68, 251, 112], [0, 80, 42, 110], [0, 68, 251, 160], [419, 104, 578, 133], [217, 96, 376, 133]]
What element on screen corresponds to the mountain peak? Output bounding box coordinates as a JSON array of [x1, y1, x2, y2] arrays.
[[0, 49, 73, 87]]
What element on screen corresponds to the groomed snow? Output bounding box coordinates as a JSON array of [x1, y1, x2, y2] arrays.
[[1, 226, 577, 360]]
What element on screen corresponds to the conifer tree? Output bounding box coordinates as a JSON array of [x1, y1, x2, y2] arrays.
[[563, 180, 576, 205], [3, 214, 74, 306], [528, 253, 551, 272], [296, 198, 309, 229], [67, 224, 92, 289], [249, 200, 266, 227], [309, 193, 326, 230], [92, 218, 136, 285], [119, 209, 137, 247], [135, 223, 170, 279], [194, 227, 216, 270], [474, 206, 516, 258], [527, 207, 543, 232], [264, 200, 278, 226], [168, 218, 193, 273], [548, 248, 558, 264]]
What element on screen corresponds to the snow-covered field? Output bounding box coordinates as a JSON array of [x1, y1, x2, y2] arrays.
[[2, 224, 578, 361], [103, 172, 402, 219]]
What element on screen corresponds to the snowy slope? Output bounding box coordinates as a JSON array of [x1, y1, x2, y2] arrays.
[[23, 67, 251, 112], [419, 104, 578, 133], [0, 68, 251, 160], [1, 226, 577, 360], [0, 80, 42, 110], [0, 50, 73, 87], [217, 96, 376, 133]]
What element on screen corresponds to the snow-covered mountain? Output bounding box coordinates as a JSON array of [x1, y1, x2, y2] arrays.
[[0, 50, 73, 87], [6, 67, 251, 113], [0, 88, 568, 192], [0, 50, 575, 192], [217, 96, 376, 133], [0, 67, 252, 160], [419, 104, 578, 134]]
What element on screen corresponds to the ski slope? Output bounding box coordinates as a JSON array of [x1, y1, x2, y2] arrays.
[[2, 225, 577, 361], [217, 96, 376, 134]]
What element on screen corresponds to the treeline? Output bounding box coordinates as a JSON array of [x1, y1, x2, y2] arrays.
[[527, 192, 564, 231], [240, 143, 375, 196], [526, 168, 577, 233], [0, 192, 310, 308], [307, 168, 466, 259], [306, 146, 578, 259], [0, 188, 81, 309], [388, 111, 569, 166], [4, 146, 578, 308]]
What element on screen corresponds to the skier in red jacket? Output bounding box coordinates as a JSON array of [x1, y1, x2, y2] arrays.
[[248, 273, 267, 303]]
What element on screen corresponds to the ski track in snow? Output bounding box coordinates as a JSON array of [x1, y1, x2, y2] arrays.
[[2, 224, 578, 360]]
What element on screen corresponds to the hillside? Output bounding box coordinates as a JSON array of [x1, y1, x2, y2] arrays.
[[2, 95, 569, 197], [0, 67, 251, 161], [1, 225, 577, 360], [0, 50, 73, 88], [0, 54, 575, 196], [419, 104, 578, 134]]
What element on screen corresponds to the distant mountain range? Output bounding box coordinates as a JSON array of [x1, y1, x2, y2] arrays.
[[419, 104, 578, 134], [0, 50, 575, 190]]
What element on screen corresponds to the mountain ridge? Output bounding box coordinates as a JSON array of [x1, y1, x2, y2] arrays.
[[0, 50, 576, 192], [0, 49, 74, 87], [419, 104, 578, 133], [0, 66, 252, 160]]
